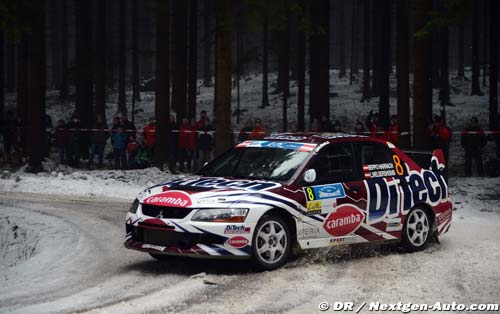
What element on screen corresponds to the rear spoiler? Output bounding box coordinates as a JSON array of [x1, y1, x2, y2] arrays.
[[402, 149, 445, 172]]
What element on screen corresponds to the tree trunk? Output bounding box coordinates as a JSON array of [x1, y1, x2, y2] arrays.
[[27, 0, 46, 173], [261, 11, 269, 108], [214, 0, 233, 156], [378, 0, 391, 128], [349, 0, 358, 85], [188, 0, 198, 119], [132, 0, 141, 109], [471, 0, 483, 95], [338, 0, 346, 78], [172, 0, 188, 120], [154, 0, 171, 168], [489, 0, 498, 131], [6, 40, 15, 92], [203, 0, 212, 87], [50, 0, 61, 90], [95, 0, 107, 120], [297, 0, 306, 131], [118, 0, 127, 113], [309, 0, 330, 121], [482, 0, 488, 88], [396, 0, 410, 148], [457, 24, 465, 79], [17, 38, 29, 155], [106, 0, 115, 90], [282, 0, 290, 131], [75, 0, 94, 159], [0, 30, 4, 122], [361, 0, 371, 101], [438, 24, 450, 109], [60, 0, 69, 100], [371, 0, 380, 97], [413, 0, 433, 149]]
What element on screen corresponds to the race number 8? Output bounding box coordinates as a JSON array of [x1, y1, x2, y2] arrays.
[[305, 187, 315, 201], [393, 155, 404, 176]]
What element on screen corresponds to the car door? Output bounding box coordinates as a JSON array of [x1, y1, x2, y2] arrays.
[[300, 142, 368, 242], [353, 141, 407, 235]]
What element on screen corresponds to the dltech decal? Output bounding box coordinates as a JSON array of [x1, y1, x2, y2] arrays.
[[224, 225, 251, 234], [365, 165, 447, 224], [303, 183, 346, 215]]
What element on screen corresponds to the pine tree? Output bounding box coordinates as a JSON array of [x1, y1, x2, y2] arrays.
[[0, 29, 4, 122], [203, 0, 213, 87], [172, 0, 188, 120], [361, 0, 371, 102], [214, 0, 233, 155], [338, 0, 346, 78], [471, 0, 483, 95], [413, 0, 433, 149], [59, 0, 68, 100], [118, 0, 127, 113], [154, 0, 171, 168], [261, 8, 269, 108], [397, 0, 410, 148], [296, 0, 305, 131], [132, 0, 141, 111], [95, 0, 107, 120], [489, 0, 498, 131], [378, 0, 391, 128], [188, 0, 198, 119]]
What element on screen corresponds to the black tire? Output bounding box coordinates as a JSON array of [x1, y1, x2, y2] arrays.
[[401, 207, 431, 252], [149, 253, 173, 261], [252, 215, 292, 270]]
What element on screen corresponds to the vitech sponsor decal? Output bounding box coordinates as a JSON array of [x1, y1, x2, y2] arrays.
[[226, 236, 249, 248], [323, 205, 365, 237], [143, 191, 192, 207], [224, 225, 251, 234]]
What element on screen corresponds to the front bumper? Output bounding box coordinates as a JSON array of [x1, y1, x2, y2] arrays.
[[124, 222, 252, 259]]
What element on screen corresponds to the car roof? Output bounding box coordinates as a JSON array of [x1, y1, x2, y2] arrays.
[[263, 132, 391, 146]]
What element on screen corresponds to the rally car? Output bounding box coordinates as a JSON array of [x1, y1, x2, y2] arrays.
[[125, 133, 452, 270]]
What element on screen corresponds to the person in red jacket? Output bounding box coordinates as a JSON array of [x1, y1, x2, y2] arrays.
[[196, 110, 210, 129], [428, 115, 452, 166], [383, 115, 399, 145], [250, 119, 266, 139], [178, 118, 197, 172], [142, 117, 156, 156]]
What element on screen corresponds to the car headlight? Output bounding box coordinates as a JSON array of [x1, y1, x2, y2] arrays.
[[129, 199, 139, 213], [191, 208, 249, 222]]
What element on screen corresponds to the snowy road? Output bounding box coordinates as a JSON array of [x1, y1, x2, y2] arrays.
[[1, 185, 500, 314]]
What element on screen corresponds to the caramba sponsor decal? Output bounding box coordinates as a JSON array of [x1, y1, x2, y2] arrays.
[[226, 236, 249, 248], [323, 205, 365, 236], [224, 225, 251, 234], [143, 191, 192, 207], [167, 177, 280, 191], [365, 167, 448, 224]]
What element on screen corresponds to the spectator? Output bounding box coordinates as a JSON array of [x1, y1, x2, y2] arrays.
[[196, 110, 210, 129], [366, 111, 380, 137], [250, 119, 266, 139], [178, 118, 196, 171], [111, 116, 121, 133], [461, 117, 487, 177], [198, 119, 213, 168], [310, 118, 320, 132], [112, 126, 127, 169], [126, 134, 138, 169], [143, 117, 156, 155], [238, 119, 253, 142], [54, 119, 68, 164], [320, 115, 333, 132], [429, 115, 452, 165], [384, 115, 399, 145], [354, 120, 366, 135], [332, 120, 343, 133], [88, 114, 109, 168], [168, 114, 179, 171], [66, 114, 82, 167], [120, 114, 136, 139], [134, 140, 150, 169]]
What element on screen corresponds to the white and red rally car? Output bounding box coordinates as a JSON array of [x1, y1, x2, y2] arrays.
[[125, 133, 452, 269]]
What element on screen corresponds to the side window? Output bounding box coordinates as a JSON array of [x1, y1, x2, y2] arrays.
[[357, 142, 404, 178], [309, 143, 358, 183]]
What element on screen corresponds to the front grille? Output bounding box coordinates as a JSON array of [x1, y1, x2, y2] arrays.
[[130, 225, 224, 248], [141, 204, 192, 219]]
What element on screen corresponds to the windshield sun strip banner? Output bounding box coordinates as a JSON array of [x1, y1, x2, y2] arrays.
[[235, 140, 317, 152]]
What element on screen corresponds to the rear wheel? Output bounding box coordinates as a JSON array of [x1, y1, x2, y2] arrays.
[[252, 215, 292, 270], [402, 207, 431, 252]]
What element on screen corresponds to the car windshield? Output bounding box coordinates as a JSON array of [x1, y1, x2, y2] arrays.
[[197, 145, 311, 181]]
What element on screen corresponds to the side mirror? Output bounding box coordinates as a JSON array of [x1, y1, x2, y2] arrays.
[[303, 169, 317, 184]]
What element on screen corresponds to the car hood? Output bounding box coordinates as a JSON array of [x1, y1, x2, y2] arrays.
[[137, 176, 284, 209]]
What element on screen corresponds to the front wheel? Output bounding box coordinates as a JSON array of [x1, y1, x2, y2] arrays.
[[402, 207, 431, 252], [252, 215, 292, 270]]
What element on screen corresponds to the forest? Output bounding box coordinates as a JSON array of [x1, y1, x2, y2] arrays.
[[0, 0, 498, 173]]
